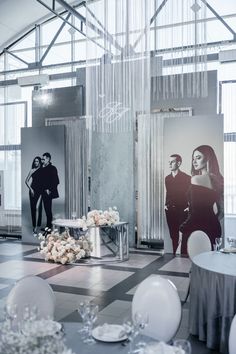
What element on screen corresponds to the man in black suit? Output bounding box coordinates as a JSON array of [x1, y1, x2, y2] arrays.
[[165, 154, 191, 255], [41, 152, 59, 229]]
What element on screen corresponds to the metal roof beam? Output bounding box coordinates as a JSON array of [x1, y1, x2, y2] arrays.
[[55, 0, 122, 52], [0, 27, 35, 57], [4, 49, 29, 66], [36, 0, 108, 53], [200, 0, 236, 39], [133, 0, 168, 50], [39, 12, 71, 65], [84, 3, 122, 52]]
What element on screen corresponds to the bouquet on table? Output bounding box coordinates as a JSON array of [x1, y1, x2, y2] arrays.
[[38, 229, 93, 265], [76, 206, 120, 231], [0, 314, 74, 354]]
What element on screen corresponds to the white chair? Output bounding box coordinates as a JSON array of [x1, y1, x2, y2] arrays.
[[132, 275, 181, 342], [187, 230, 212, 261], [183, 230, 212, 303], [6, 275, 55, 324], [229, 314, 236, 354]]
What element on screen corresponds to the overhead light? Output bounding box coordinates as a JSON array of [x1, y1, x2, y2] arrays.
[[17, 74, 49, 87]]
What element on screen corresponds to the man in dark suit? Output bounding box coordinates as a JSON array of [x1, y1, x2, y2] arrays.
[[165, 154, 191, 255], [41, 152, 59, 229]]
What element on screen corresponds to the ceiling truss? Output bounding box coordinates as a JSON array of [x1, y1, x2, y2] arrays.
[[0, 0, 236, 77]]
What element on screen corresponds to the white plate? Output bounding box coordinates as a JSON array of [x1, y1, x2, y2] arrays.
[[92, 324, 127, 342]]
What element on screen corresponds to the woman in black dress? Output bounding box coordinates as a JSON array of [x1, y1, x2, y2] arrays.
[[25, 156, 43, 234], [180, 145, 223, 255]]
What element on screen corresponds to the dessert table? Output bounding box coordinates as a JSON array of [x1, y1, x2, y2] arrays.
[[52, 219, 129, 263], [189, 251, 236, 353]]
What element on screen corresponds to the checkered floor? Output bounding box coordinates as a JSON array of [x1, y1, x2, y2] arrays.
[[0, 238, 219, 354]]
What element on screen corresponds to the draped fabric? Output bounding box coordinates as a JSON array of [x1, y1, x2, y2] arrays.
[[46, 117, 88, 219], [221, 82, 236, 215], [0, 102, 26, 236], [85, 0, 151, 133]]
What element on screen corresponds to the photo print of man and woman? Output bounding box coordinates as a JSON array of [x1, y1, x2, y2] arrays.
[[164, 116, 224, 256], [21, 126, 65, 243], [25, 152, 59, 236]]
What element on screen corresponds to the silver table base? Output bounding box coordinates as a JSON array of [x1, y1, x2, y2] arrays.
[[53, 220, 129, 264]]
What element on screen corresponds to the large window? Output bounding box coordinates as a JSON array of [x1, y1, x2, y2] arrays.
[[0, 102, 27, 210]]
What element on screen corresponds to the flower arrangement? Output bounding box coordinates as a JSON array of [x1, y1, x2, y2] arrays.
[[76, 206, 120, 231], [38, 229, 93, 265], [0, 317, 74, 354]]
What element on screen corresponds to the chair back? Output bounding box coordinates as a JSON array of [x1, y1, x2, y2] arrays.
[[187, 230, 211, 260], [132, 275, 181, 342], [6, 275, 55, 323], [229, 314, 236, 354]]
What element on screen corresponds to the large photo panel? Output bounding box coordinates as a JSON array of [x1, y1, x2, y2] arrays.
[[21, 126, 65, 243], [163, 115, 224, 254]]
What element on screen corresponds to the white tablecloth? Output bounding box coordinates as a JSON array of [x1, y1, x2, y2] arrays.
[[189, 251, 236, 353]]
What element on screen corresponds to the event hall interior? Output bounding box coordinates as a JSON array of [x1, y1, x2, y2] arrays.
[[0, 0, 236, 353]]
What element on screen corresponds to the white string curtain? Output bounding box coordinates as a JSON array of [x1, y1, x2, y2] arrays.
[[222, 83, 236, 215], [46, 118, 88, 219], [85, 0, 151, 133], [152, 0, 208, 99], [0, 102, 25, 236], [137, 111, 190, 244]]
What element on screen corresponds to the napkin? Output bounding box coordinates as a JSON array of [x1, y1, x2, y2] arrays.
[[144, 341, 185, 354], [97, 323, 125, 340]]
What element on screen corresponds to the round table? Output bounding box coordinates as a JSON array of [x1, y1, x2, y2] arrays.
[[189, 251, 236, 353]]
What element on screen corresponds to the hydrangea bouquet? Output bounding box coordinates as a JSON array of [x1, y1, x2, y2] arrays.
[[38, 229, 93, 265], [76, 206, 120, 231]]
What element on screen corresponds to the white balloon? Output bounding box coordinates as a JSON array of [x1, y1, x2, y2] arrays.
[[132, 275, 181, 342]]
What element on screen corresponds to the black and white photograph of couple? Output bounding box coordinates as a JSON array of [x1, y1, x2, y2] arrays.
[[164, 115, 224, 256], [25, 152, 59, 235], [21, 126, 65, 243]]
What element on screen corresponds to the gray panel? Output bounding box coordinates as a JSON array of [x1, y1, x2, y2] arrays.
[[32, 85, 84, 127], [90, 131, 135, 246], [151, 70, 217, 115]]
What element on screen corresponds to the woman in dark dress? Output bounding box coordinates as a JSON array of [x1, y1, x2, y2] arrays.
[[180, 145, 223, 255], [25, 156, 43, 234]]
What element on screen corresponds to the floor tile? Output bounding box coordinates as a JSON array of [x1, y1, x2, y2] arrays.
[[107, 254, 160, 268], [159, 257, 191, 273], [48, 267, 133, 291], [0, 260, 60, 279], [0, 243, 37, 256]]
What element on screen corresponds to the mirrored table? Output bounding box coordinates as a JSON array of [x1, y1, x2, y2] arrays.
[[52, 219, 129, 263]]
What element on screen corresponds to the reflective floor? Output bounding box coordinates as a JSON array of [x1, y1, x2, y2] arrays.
[[0, 238, 219, 354]]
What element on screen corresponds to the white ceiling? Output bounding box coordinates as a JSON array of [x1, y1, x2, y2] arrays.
[[0, 0, 78, 51]]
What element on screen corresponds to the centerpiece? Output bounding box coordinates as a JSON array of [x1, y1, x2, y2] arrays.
[[38, 230, 93, 265], [38, 207, 120, 264], [76, 206, 120, 230]]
